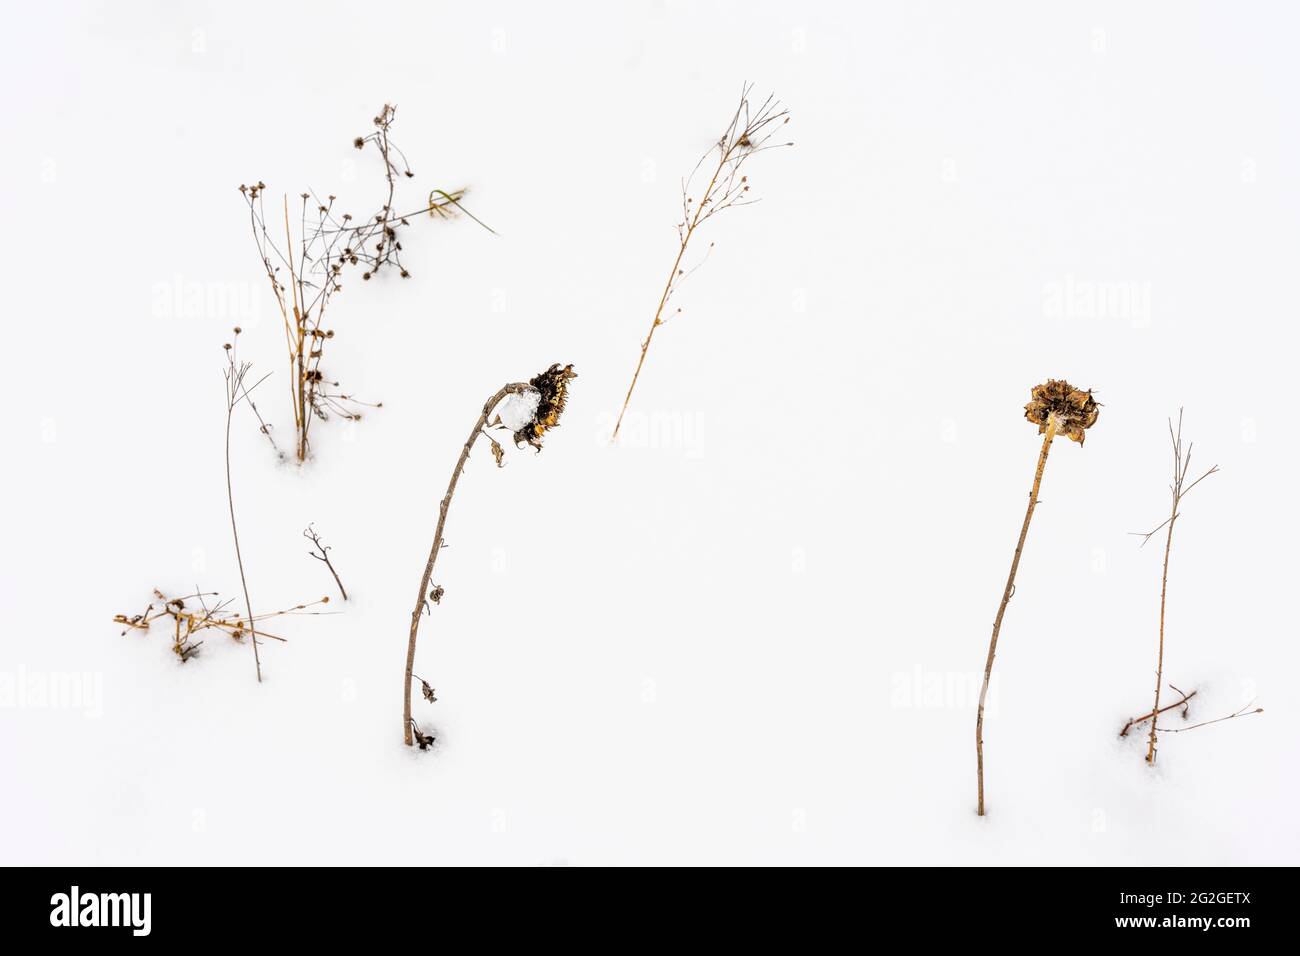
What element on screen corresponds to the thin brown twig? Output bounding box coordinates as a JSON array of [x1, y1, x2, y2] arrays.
[[1119, 685, 1197, 737], [304, 523, 348, 601], [1157, 701, 1263, 734]]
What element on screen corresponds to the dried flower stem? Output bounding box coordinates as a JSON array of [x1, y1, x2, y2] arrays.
[[976, 417, 1058, 817], [223, 331, 268, 682], [1157, 701, 1263, 734], [115, 589, 328, 661], [612, 84, 790, 440], [403, 383, 530, 745], [240, 104, 481, 462], [1131, 411, 1218, 763]]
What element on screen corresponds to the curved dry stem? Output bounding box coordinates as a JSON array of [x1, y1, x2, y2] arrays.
[[976, 417, 1057, 816], [403, 382, 530, 745]]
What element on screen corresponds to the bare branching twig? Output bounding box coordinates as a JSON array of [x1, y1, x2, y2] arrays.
[[304, 524, 348, 601]]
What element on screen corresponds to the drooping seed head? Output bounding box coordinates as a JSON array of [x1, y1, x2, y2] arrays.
[[1024, 379, 1099, 444], [513, 364, 577, 451]]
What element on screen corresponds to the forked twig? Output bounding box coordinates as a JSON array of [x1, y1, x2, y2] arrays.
[[304, 523, 348, 601]]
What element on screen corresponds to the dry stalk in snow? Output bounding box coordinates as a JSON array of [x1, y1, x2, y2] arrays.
[[403, 365, 577, 747], [1118, 412, 1261, 758], [612, 84, 791, 440], [975, 380, 1098, 816], [1130, 411, 1218, 763]]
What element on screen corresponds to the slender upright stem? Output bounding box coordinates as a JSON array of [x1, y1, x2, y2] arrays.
[[1147, 511, 1178, 762], [403, 383, 529, 745], [225, 389, 261, 682], [976, 418, 1057, 816], [612, 146, 735, 441]]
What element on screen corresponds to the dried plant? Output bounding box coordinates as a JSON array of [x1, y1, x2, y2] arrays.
[[115, 589, 329, 663], [1132, 411, 1217, 762], [612, 84, 792, 440], [223, 329, 270, 680], [403, 364, 576, 747], [240, 103, 490, 462], [304, 523, 348, 601], [1122, 412, 1260, 760], [975, 379, 1099, 816]]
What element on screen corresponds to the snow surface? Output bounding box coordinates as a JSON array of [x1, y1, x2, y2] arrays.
[[498, 389, 542, 434], [2, 1, 1298, 865]]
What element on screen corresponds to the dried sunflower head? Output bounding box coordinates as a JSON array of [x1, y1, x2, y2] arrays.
[[513, 364, 577, 451], [1024, 379, 1099, 444]]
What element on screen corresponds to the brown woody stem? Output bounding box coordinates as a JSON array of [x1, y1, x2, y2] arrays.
[[976, 417, 1057, 816], [403, 383, 528, 745]]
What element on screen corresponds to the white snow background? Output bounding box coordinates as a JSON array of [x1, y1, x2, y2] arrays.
[[1, 1, 1297, 865]]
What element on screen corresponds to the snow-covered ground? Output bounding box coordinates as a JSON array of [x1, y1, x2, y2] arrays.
[[2, 1, 1297, 865]]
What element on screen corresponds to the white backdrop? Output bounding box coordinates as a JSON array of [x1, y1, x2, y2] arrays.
[[2, 0, 1297, 865]]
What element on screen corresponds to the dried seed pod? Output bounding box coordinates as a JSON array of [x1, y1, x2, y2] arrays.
[[1024, 379, 1099, 444], [513, 364, 577, 451], [411, 723, 435, 750]]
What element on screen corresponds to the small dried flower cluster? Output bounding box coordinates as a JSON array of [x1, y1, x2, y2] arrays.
[[238, 104, 482, 462], [1024, 379, 1100, 444], [514, 364, 577, 451], [115, 590, 329, 662]]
